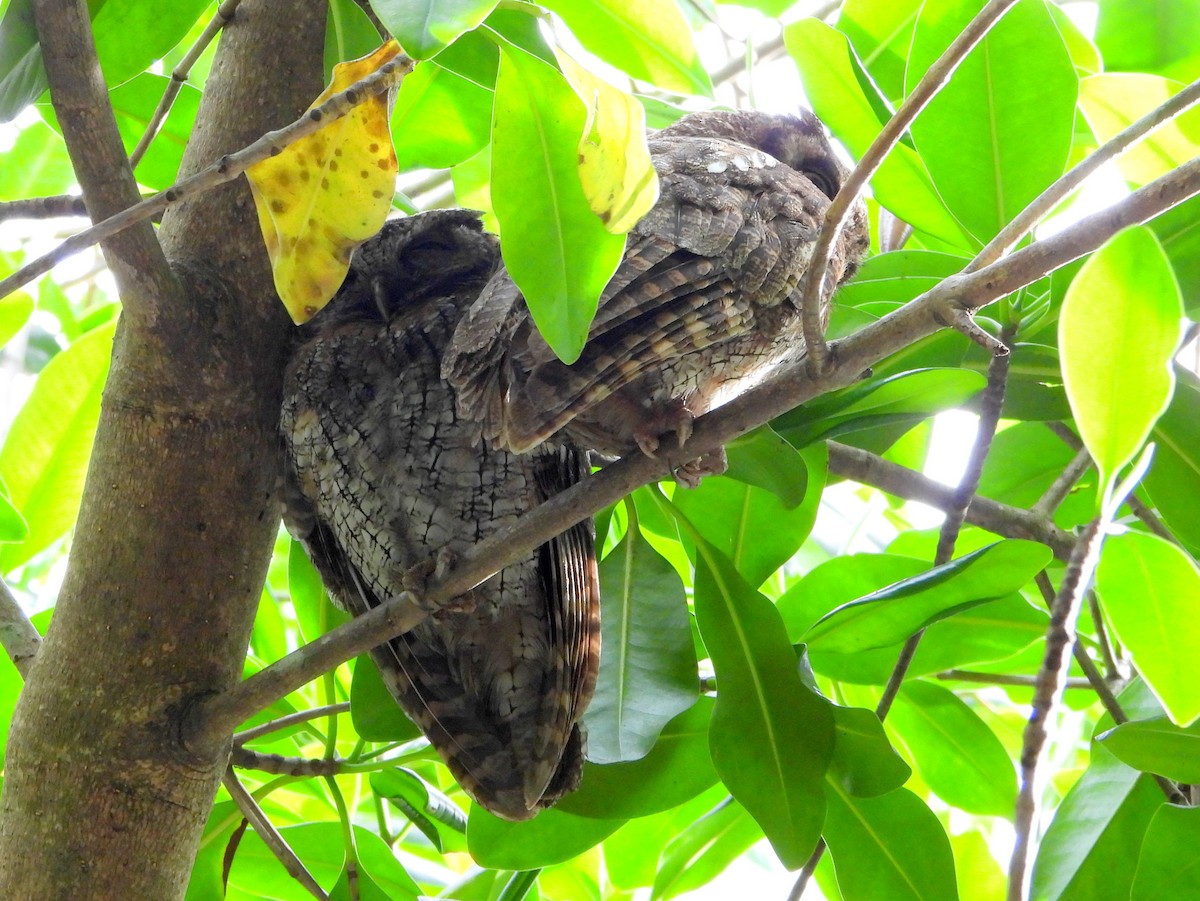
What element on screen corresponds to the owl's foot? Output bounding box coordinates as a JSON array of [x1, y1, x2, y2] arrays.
[[672, 447, 728, 489], [632, 399, 696, 458], [404, 549, 477, 617]]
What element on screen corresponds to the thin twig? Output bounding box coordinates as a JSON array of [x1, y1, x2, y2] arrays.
[[128, 0, 243, 170], [1031, 447, 1092, 518], [936, 670, 1092, 689], [230, 747, 345, 777], [0, 579, 40, 679], [1085, 588, 1121, 680], [1009, 520, 1108, 901], [189, 156, 1200, 750], [0, 196, 89, 221], [222, 769, 330, 900], [0, 51, 414, 303], [799, 0, 1022, 374], [234, 702, 351, 744], [971, 77, 1200, 271]]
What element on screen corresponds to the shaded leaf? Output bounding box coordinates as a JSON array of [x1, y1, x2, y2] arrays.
[[828, 704, 911, 798], [585, 507, 697, 763], [1059, 226, 1182, 504], [247, 41, 402, 323], [1130, 805, 1200, 901], [651, 798, 762, 900], [350, 654, 421, 742], [723, 425, 808, 508], [491, 45, 626, 363], [325, 0, 383, 81], [1099, 716, 1200, 783], [1096, 531, 1200, 725], [467, 805, 624, 869], [1145, 373, 1200, 552]]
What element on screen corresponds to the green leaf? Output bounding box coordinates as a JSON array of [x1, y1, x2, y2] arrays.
[[1099, 716, 1200, 783], [691, 530, 834, 868], [1031, 746, 1164, 901], [888, 681, 1016, 816], [1079, 74, 1200, 185], [111, 74, 201, 190], [836, 0, 923, 102], [491, 46, 626, 363], [288, 538, 349, 645], [802, 540, 1052, 654], [828, 704, 911, 798], [0, 0, 44, 122], [0, 291, 32, 348], [91, 0, 211, 87], [542, 0, 711, 96], [585, 508, 697, 763], [1095, 0, 1200, 81], [226, 822, 345, 897], [784, 17, 971, 246], [467, 805, 624, 869], [346, 826, 421, 900], [350, 654, 421, 742], [1151, 193, 1200, 317], [369, 0, 498, 59], [0, 321, 114, 572], [0, 119, 73, 197], [674, 443, 826, 587], [391, 59, 492, 170], [0, 488, 27, 543], [823, 784, 959, 901], [775, 368, 987, 449], [1059, 226, 1183, 503], [1131, 805, 1200, 901], [1096, 531, 1200, 725], [325, 0, 382, 82], [722, 425, 809, 508], [1145, 373, 1200, 552], [650, 798, 763, 900], [562, 698, 719, 819], [906, 0, 1077, 242]]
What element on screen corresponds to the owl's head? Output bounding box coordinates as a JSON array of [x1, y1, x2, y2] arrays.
[[659, 109, 844, 201], [317, 210, 501, 326]]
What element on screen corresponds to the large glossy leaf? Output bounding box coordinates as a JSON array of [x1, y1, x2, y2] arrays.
[[1099, 716, 1200, 783], [836, 0, 923, 102], [541, 0, 711, 97], [650, 798, 763, 900], [785, 17, 971, 246], [1096, 531, 1200, 725], [1095, 0, 1200, 82], [0, 321, 115, 572], [391, 59, 491, 169], [325, 0, 382, 80], [585, 508, 697, 763], [976, 422, 1097, 530], [802, 540, 1052, 654], [823, 784, 958, 901], [0, 292, 32, 348], [563, 699, 718, 819], [691, 532, 834, 868], [907, 0, 1077, 242], [1145, 373, 1200, 551], [828, 704, 911, 798], [888, 681, 1016, 816], [226, 822, 346, 897], [1131, 805, 1200, 901], [674, 443, 826, 588], [1060, 226, 1183, 505], [369, 0, 498, 58], [467, 804, 624, 869], [349, 654, 421, 742], [111, 74, 201, 190], [491, 46, 626, 363], [0, 0, 41, 122], [0, 119, 73, 197]]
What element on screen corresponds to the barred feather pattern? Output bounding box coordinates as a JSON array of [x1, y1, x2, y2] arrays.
[[443, 109, 870, 472], [281, 212, 600, 821]]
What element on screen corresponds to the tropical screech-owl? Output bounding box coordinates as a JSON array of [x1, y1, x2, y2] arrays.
[[280, 211, 600, 821], [443, 108, 870, 485]]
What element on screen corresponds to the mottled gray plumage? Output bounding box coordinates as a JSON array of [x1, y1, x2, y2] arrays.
[[443, 109, 869, 485], [281, 211, 600, 821]]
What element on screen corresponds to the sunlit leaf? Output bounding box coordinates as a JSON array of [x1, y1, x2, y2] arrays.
[[0, 321, 115, 572], [467, 804, 624, 869], [556, 48, 659, 234], [0, 291, 33, 347], [491, 45, 625, 363], [542, 0, 711, 96], [247, 41, 402, 323], [325, 0, 382, 81], [226, 822, 345, 896], [651, 798, 762, 900], [1145, 373, 1200, 552], [1095, 0, 1200, 82], [0, 119, 72, 197], [836, 0, 923, 101], [1059, 226, 1183, 503], [1096, 531, 1200, 725], [369, 0, 497, 59], [1099, 716, 1200, 783], [907, 0, 1077, 242], [828, 704, 911, 798]]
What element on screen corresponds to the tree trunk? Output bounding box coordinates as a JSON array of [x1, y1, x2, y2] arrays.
[[0, 2, 325, 896]]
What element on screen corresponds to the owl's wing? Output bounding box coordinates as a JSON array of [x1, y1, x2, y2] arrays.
[[444, 133, 829, 453]]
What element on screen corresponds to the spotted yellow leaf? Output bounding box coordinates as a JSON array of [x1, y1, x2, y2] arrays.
[[556, 49, 658, 235], [248, 41, 402, 323]]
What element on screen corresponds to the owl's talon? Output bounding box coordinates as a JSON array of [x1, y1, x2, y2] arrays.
[[672, 448, 728, 489]]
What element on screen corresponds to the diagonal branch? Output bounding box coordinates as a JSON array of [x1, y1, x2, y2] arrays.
[[799, 0, 1022, 373]]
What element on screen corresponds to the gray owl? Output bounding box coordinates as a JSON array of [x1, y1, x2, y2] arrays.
[[281, 211, 600, 821], [443, 109, 870, 485]]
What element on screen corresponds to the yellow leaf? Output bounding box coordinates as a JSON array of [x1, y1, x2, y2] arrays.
[[556, 49, 659, 235], [247, 41, 402, 323]]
